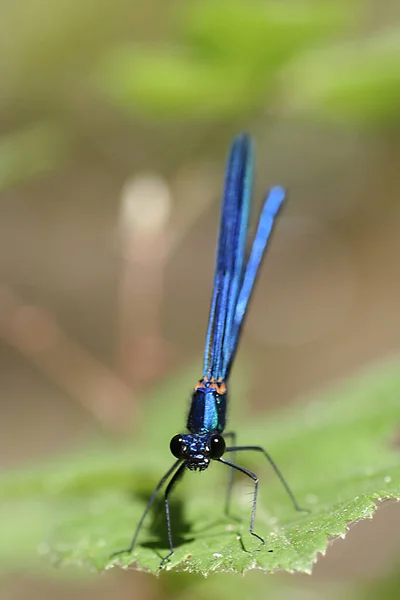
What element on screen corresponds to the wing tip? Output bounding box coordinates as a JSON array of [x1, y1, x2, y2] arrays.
[[264, 185, 286, 215], [232, 131, 252, 151]]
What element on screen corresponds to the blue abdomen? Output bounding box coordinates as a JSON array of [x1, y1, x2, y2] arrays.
[[186, 386, 227, 434]]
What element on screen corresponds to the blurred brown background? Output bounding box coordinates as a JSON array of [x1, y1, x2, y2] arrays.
[[1, 0, 400, 598]]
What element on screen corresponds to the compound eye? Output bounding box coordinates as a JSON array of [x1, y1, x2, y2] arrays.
[[210, 434, 226, 459], [170, 434, 184, 458]]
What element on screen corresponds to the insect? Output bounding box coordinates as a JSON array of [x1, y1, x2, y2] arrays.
[[112, 133, 305, 567]]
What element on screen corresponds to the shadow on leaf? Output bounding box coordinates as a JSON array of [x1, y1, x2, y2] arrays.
[[133, 490, 194, 551]]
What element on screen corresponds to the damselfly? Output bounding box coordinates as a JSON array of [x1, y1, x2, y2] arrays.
[[113, 133, 305, 567]]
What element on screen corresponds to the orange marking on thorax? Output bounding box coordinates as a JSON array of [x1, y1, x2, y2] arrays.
[[194, 377, 227, 394]]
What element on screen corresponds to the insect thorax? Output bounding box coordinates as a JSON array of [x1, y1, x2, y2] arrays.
[[186, 379, 227, 434]]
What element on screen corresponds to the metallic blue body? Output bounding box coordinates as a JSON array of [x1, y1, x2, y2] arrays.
[[186, 387, 227, 434], [181, 133, 284, 471]]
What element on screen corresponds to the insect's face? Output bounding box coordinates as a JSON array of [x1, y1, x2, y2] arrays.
[[169, 433, 226, 471]]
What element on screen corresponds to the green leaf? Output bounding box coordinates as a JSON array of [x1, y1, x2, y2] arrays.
[[1, 358, 400, 576]]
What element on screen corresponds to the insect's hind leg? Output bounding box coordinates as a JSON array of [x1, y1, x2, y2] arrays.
[[224, 444, 308, 513], [217, 456, 264, 545]]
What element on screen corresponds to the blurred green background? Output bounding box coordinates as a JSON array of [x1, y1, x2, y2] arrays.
[[1, 0, 400, 598]]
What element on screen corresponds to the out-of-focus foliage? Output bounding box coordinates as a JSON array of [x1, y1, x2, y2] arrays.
[[285, 29, 400, 126], [0, 121, 71, 188], [0, 0, 136, 190], [0, 0, 135, 105], [97, 0, 356, 118], [1, 358, 400, 575], [1, 0, 398, 191], [356, 567, 400, 600]]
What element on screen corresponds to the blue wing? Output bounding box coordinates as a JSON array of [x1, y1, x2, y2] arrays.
[[203, 134, 285, 381], [225, 186, 285, 378], [203, 133, 253, 380]]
